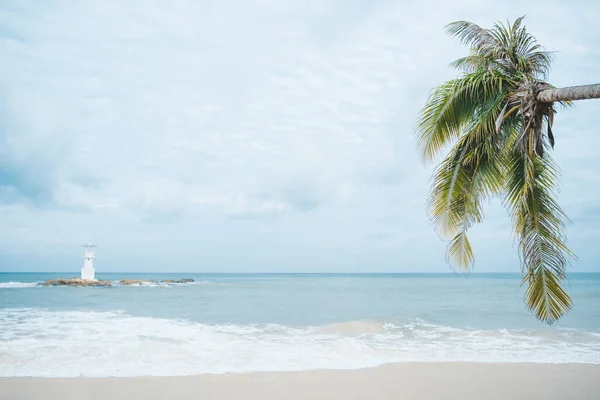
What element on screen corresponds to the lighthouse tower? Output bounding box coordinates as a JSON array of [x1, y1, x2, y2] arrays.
[[81, 243, 96, 281]]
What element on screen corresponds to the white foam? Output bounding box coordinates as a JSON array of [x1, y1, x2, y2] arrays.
[[0, 309, 598, 377], [0, 282, 40, 288], [111, 281, 212, 287]]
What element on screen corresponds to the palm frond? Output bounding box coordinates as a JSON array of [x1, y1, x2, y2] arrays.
[[504, 149, 574, 323], [522, 268, 572, 324], [447, 231, 474, 271], [449, 55, 490, 73], [427, 118, 506, 271], [446, 20, 499, 51], [418, 16, 575, 323], [416, 69, 513, 163]]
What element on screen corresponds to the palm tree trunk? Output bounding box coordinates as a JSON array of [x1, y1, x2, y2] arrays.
[[537, 83, 600, 103]]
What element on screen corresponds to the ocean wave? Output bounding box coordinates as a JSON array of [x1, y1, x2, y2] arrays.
[[0, 309, 599, 377], [0, 282, 40, 288]]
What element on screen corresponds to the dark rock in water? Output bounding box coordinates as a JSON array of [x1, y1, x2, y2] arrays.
[[159, 278, 194, 284], [119, 279, 155, 286], [43, 278, 111, 287], [41, 277, 193, 287]]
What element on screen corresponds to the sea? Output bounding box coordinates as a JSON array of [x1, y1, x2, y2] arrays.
[[1, 272, 599, 377]]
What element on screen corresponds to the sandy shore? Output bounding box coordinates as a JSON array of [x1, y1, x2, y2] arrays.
[[1, 363, 598, 400]]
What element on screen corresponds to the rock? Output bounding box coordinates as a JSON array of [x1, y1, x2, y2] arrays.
[[119, 279, 155, 285], [40, 277, 193, 287], [160, 278, 194, 284], [43, 278, 111, 287]]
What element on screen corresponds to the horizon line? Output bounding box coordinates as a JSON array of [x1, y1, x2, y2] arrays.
[[1, 271, 599, 275]]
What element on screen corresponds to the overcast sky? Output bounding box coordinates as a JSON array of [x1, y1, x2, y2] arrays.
[[1, 0, 599, 273]]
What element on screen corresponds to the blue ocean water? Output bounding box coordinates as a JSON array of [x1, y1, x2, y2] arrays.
[[1, 272, 599, 377]]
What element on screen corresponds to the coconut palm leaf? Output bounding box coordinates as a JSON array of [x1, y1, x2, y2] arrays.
[[416, 16, 579, 323], [416, 69, 512, 163], [504, 149, 574, 323]]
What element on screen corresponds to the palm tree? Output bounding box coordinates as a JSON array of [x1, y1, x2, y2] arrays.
[[416, 16, 600, 324]]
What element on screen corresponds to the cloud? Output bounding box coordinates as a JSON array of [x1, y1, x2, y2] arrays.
[[0, 0, 599, 272]]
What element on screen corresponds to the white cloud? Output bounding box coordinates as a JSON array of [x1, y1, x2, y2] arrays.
[[0, 0, 599, 272]]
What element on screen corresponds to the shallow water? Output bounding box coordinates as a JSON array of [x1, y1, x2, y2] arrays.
[[1, 272, 599, 377]]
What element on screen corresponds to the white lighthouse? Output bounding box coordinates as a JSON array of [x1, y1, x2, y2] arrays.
[[81, 243, 96, 281]]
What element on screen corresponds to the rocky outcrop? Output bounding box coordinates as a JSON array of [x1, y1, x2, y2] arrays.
[[42, 278, 111, 287], [119, 279, 155, 285], [160, 278, 195, 284], [40, 277, 195, 287]]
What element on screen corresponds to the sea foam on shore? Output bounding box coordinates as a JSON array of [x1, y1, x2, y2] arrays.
[[1, 308, 598, 377]]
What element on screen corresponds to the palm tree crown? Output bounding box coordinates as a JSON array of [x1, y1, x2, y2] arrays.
[[416, 17, 577, 324]]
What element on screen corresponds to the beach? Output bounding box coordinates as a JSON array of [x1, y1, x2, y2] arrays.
[[2, 363, 599, 400], [4, 1, 600, 398], [2, 273, 600, 399]]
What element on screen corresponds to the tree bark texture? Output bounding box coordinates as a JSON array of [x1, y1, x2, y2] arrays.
[[537, 84, 600, 103]]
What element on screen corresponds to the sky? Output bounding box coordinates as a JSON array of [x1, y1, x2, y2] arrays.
[[0, 0, 599, 273]]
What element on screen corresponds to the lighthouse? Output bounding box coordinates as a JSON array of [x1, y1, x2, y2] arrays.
[[81, 243, 96, 281]]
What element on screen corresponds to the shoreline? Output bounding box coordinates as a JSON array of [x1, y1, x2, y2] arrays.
[[2, 363, 599, 400]]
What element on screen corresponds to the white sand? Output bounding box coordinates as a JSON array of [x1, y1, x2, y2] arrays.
[[1, 363, 598, 400]]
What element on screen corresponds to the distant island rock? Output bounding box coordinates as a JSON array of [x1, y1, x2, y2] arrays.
[[119, 279, 155, 285], [173, 278, 194, 283], [158, 278, 195, 284], [40, 278, 195, 287], [42, 278, 111, 287]]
